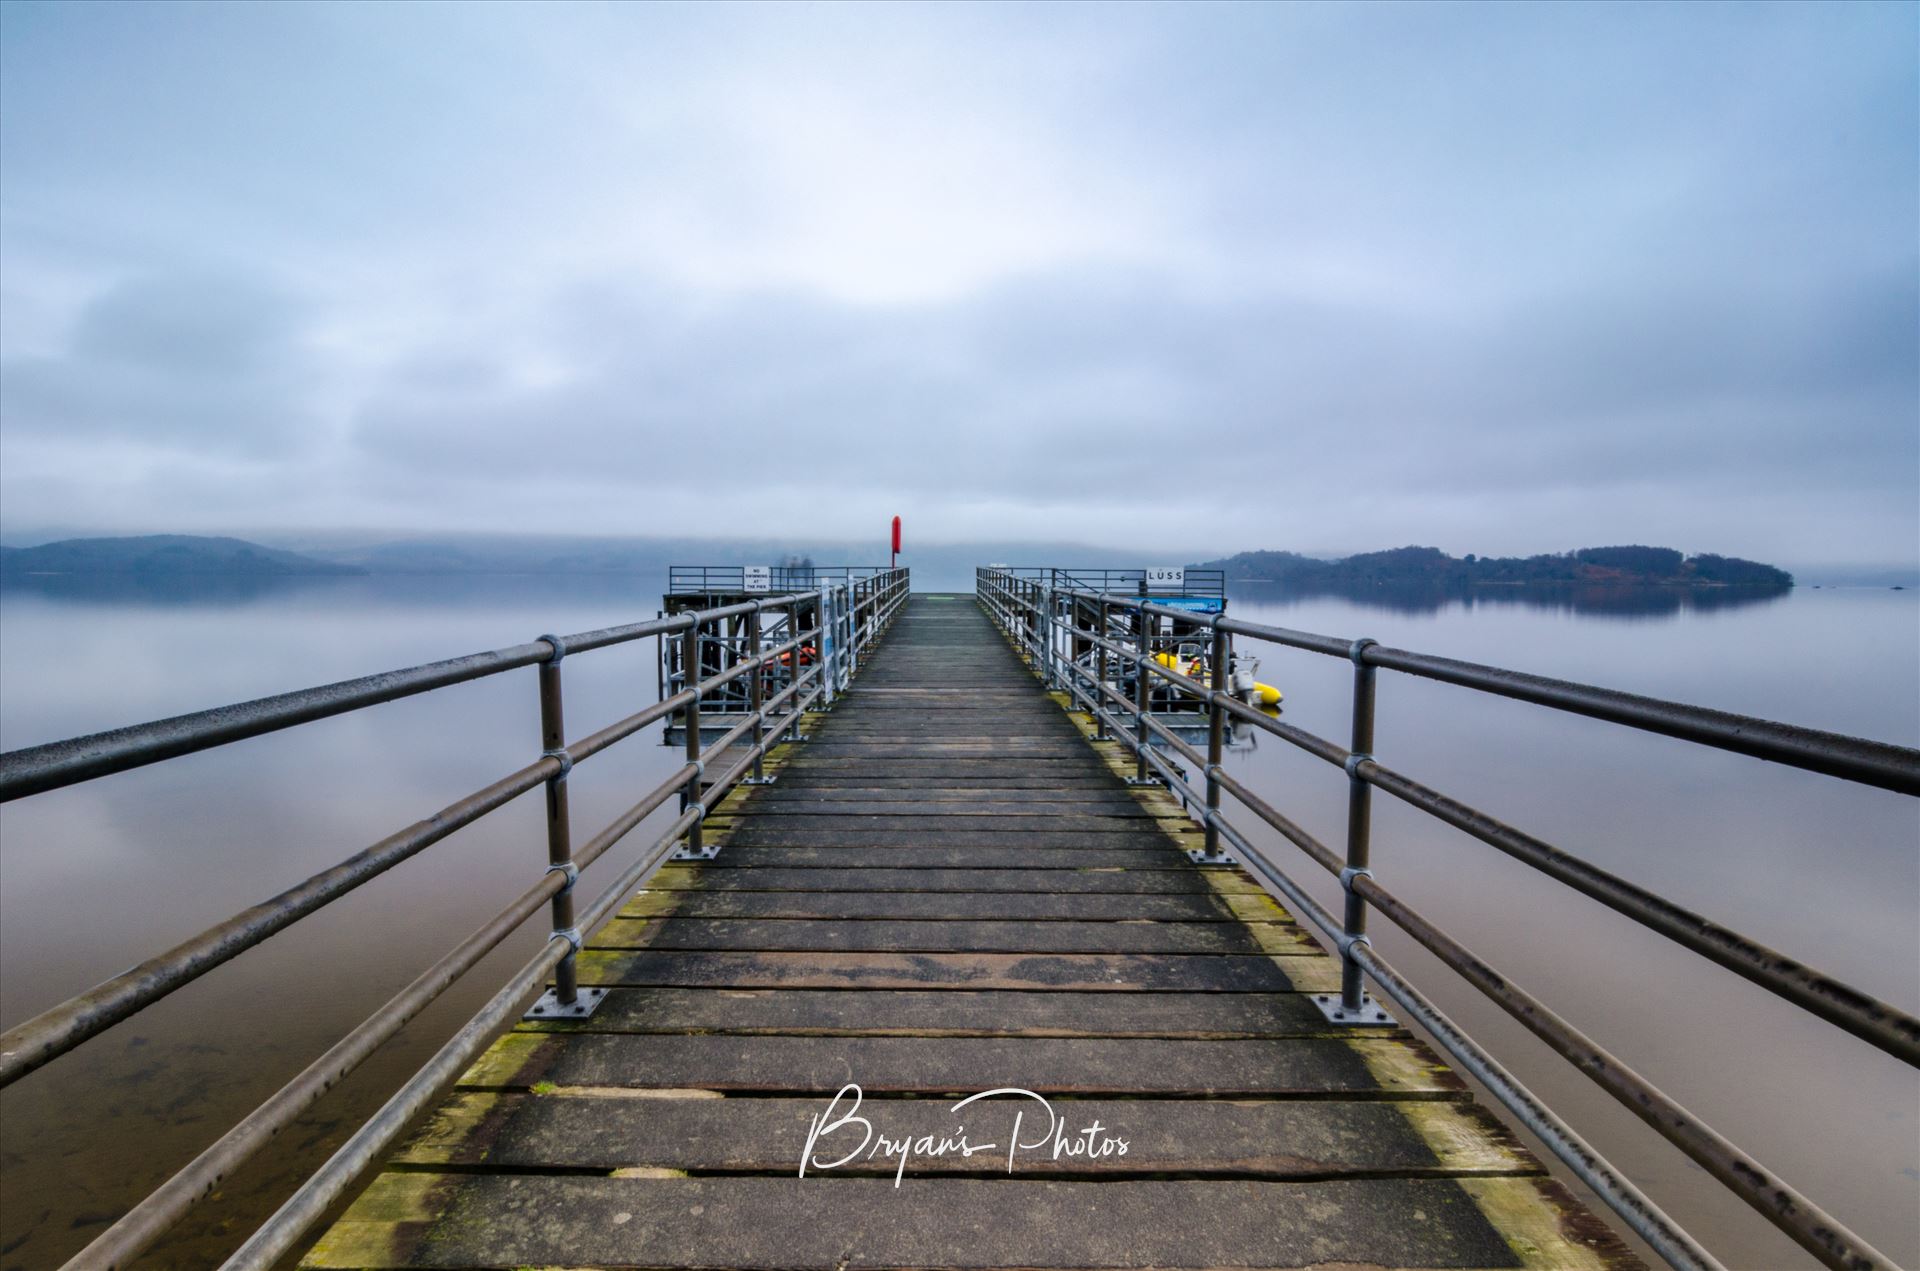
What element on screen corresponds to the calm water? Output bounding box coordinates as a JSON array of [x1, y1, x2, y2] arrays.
[[0, 575, 1915, 1268]]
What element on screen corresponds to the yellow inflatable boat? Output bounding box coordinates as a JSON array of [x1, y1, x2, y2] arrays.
[[1151, 651, 1283, 707]]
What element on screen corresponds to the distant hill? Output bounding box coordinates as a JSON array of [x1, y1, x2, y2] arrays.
[[1193, 545, 1792, 588], [0, 535, 364, 577], [286, 535, 1166, 592]]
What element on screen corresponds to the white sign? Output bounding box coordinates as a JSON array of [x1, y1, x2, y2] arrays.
[[743, 565, 772, 593], [1144, 566, 1185, 589]]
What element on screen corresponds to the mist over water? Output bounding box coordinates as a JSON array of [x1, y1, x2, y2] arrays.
[[0, 574, 1914, 1268]]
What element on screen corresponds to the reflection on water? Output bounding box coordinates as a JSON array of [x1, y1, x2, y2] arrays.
[[1213, 581, 1917, 1269], [0, 571, 357, 609], [1227, 578, 1794, 618], [0, 575, 1915, 1269], [0, 573, 693, 1270]]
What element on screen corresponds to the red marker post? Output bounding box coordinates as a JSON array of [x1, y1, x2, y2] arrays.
[[891, 516, 902, 569]]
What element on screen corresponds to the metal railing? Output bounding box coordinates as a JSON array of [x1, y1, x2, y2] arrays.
[[667, 563, 894, 593], [0, 567, 909, 1270], [986, 565, 1227, 599], [976, 566, 1918, 1271], [660, 566, 904, 725]]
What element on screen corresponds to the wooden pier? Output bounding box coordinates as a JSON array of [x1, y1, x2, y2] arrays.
[[304, 595, 1636, 1269]]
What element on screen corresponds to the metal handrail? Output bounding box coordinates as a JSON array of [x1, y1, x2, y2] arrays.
[[1205, 607, 1918, 794], [1070, 663, 1732, 1267], [1051, 603, 1920, 1061], [668, 563, 895, 593], [0, 568, 910, 1271], [0, 602, 763, 802], [987, 564, 1228, 599], [976, 567, 1914, 1271]]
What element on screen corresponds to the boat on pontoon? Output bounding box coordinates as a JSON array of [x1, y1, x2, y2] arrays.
[[1152, 648, 1283, 708]]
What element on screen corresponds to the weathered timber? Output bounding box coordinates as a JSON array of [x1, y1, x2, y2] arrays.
[[304, 595, 1639, 1271], [644, 866, 1260, 892], [574, 949, 1339, 992], [593, 917, 1315, 952], [460, 1032, 1462, 1096], [513, 987, 1339, 1037], [683, 845, 1202, 868], [619, 887, 1292, 920], [305, 1175, 1629, 1270], [395, 1091, 1532, 1175]]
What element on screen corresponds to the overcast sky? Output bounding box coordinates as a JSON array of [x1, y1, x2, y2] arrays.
[[1, 1, 1913, 564]]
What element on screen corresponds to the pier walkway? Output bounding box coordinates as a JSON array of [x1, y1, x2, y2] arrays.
[[304, 595, 1631, 1269]]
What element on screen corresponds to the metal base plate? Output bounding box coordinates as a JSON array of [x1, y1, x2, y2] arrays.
[[1311, 992, 1395, 1026], [1185, 846, 1234, 865], [671, 840, 721, 861], [524, 986, 607, 1021]]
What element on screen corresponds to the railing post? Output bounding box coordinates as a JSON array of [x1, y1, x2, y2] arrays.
[[1050, 574, 1065, 689], [1132, 602, 1152, 784], [1025, 581, 1037, 663], [523, 636, 603, 1020], [818, 586, 836, 707], [1325, 635, 1390, 1024], [537, 638, 577, 1004], [1094, 597, 1111, 740], [1067, 593, 1081, 704], [682, 622, 705, 859], [747, 605, 766, 784], [1037, 583, 1048, 679], [1027, 581, 1041, 672], [1203, 619, 1228, 859], [787, 596, 803, 742], [1056, 590, 1068, 684]]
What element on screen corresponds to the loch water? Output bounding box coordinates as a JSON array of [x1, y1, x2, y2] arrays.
[[0, 573, 1914, 1268]]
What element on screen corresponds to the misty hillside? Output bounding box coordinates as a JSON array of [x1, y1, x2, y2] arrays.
[[1193, 545, 1793, 587], [286, 535, 1163, 591], [0, 532, 1186, 590], [0, 536, 364, 577]]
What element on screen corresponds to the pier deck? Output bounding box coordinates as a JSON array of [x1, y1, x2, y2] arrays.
[[304, 595, 1635, 1269]]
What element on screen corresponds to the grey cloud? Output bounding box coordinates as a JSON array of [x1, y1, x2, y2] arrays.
[[347, 255, 1915, 522], [0, 271, 322, 457], [0, 2, 1912, 564]]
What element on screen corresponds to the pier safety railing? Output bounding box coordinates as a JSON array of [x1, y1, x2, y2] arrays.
[[667, 563, 897, 593], [0, 567, 908, 1271], [660, 565, 902, 728], [977, 567, 1918, 1271]]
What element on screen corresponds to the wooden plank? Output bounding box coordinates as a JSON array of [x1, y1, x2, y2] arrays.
[[780, 757, 1110, 769], [458, 1033, 1464, 1097], [715, 801, 1160, 818], [690, 846, 1200, 869], [795, 741, 1104, 752], [619, 888, 1294, 922], [575, 949, 1338, 992], [515, 988, 1336, 1037], [304, 1174, 1635, 1270], [746, 787, 1154, 803], [646, 866, 1264, 893], [707, 828, 1192, 850], [395, 1091, 1535, 1176], [593, 918, 1315, 953], [764, 774, 1124, 788]]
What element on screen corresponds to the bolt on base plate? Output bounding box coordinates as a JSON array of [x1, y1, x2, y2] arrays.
[[1311, 992, 1395, 1026], [523, 986, 607, 1021], [671, 840, 720, 861]]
